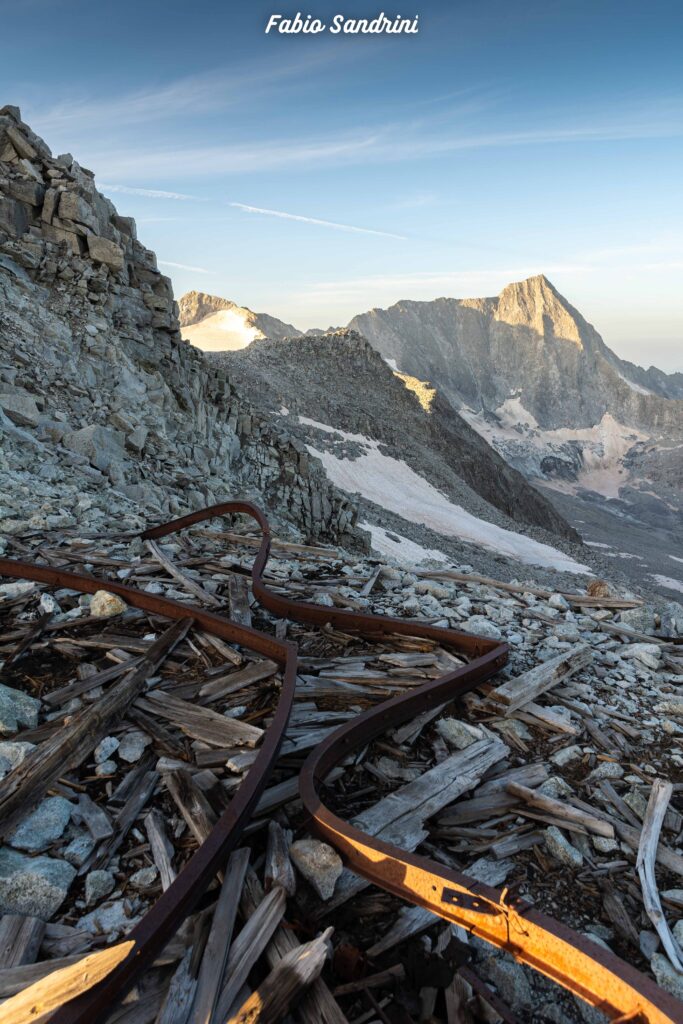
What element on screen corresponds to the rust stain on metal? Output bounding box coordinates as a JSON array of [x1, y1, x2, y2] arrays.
[[1, 500, 682, 1023]]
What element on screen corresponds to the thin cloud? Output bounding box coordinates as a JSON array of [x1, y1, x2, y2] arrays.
[[230, 202, 406, 240], [25, 51, 339, 134], [159, 260, 214, 274], [101, 184, 200, 201], [296, 265, 591, 300], [80, 102, 683, 181]]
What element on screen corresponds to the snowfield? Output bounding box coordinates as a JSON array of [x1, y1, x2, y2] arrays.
[[360, 522, 450, 567], [650, 574, 683, 595], [300, 419, 591, 574], [182, 309, 261, 351]]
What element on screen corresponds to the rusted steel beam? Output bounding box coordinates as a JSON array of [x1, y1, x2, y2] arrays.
[[141, 503, 683, 1022], [0, 503, 296, 1024], [2, 500, 682, 1023]]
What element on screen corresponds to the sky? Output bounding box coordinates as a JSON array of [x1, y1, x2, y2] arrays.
[[2, 0, 682, 370]]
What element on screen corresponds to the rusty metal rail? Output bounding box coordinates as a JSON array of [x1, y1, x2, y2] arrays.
[[0, 503, 296, 1023], [1, 500, 682, 1023]]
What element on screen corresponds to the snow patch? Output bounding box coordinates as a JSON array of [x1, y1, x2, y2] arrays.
[[614, 367, 654, 396], [306, 430, 591, 574], [670, 555, 683, 565], [182, 309, 262, 352], [650, 574, 683, 595], [361, 522, 449, 568], [496, 397, 539, 430], [462, 407, 647, 500]]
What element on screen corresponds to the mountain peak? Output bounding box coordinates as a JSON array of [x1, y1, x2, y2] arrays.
[[494, 274, 583, 346], [178, 291, 302, 351]]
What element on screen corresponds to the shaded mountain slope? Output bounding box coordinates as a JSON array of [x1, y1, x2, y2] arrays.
[[210, 329, 578, 544]]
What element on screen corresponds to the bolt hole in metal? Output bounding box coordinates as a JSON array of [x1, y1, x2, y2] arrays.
[[1, 500, 681, 1023]]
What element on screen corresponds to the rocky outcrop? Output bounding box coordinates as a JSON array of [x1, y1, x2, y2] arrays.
[[213, 329, 579, 542], [349, 275, 683, 435], [0, 107, 359, 546]]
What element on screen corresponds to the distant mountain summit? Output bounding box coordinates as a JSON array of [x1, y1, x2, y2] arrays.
[[179, 291, 302, 351], [348, 274, 683, 432], [211, 328, 581, 555], [348, 276, 683, 592]]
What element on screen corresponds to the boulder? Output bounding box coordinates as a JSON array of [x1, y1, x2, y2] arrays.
[[6, 125, 37, 161], [0, 847, 76, 918], [7, 796, 73, 853], [0, 683, 41, 735], [87, 234, 124, 270], [0, 195, 30, 237], [58, 191, 97, 230], [290, 839, 342, 900], [0, 390, 40, 427], [62, 424, 124, 472]]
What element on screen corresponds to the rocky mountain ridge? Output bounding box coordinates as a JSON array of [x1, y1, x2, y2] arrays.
[[0, 107, 358, 547], [212, 328, 577, 539], [349, 275, 683, 434], [347, 275, 683, 595]]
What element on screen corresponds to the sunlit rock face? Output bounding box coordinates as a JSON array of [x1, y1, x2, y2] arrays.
[[349, 276, 683, 594], [348, 274, 683, 433]]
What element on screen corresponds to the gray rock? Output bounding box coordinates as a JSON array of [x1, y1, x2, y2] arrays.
[[117, 730, 151, 763], [85, 869, 115, 905], [0, 740, 35, 780], [77, 898, 139, 939], [436, 717, 483, 749], [460, 615, 503, 640], [479, 955, 533, 1010], [639, 930, 660, 958], [7, 796, 73, 852], [651, 952, 683, 1001], [63, 833, 96, 867], [0, 390, 40, 427], [130, 865, 158, 889], [549, 744, 582, 768], [94, 736, 119, 764], [86, 234, 124, 270], [588, 761, 624, 781], [62, 424, 124, 473], [290, 839, 342, 900], [0, 847, 76, 918], [0, 684, 41, 735], [544, 826, 583, 868]]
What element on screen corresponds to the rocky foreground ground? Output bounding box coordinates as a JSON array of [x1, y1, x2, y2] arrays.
[[0, 514, 682, 1023]]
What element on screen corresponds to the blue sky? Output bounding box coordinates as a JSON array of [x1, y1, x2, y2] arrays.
[[3, 0, 682, 369]]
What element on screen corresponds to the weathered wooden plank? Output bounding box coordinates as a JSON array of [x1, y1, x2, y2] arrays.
[[214, 880, 287, 1020], [0, 915, 45, 968], [0, 618, 190, 839], [240, 872, 349, 1024], [145, 809, 177, 891], [0, 942, 134, 1024], [192, 848, 251, 1024], [489, 645, 590, 714], [226, 929, 332, 1024], [137, 692, 263, 748]]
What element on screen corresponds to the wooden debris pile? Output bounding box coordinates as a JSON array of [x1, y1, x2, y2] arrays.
[[0, 521, 682, 1022]]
